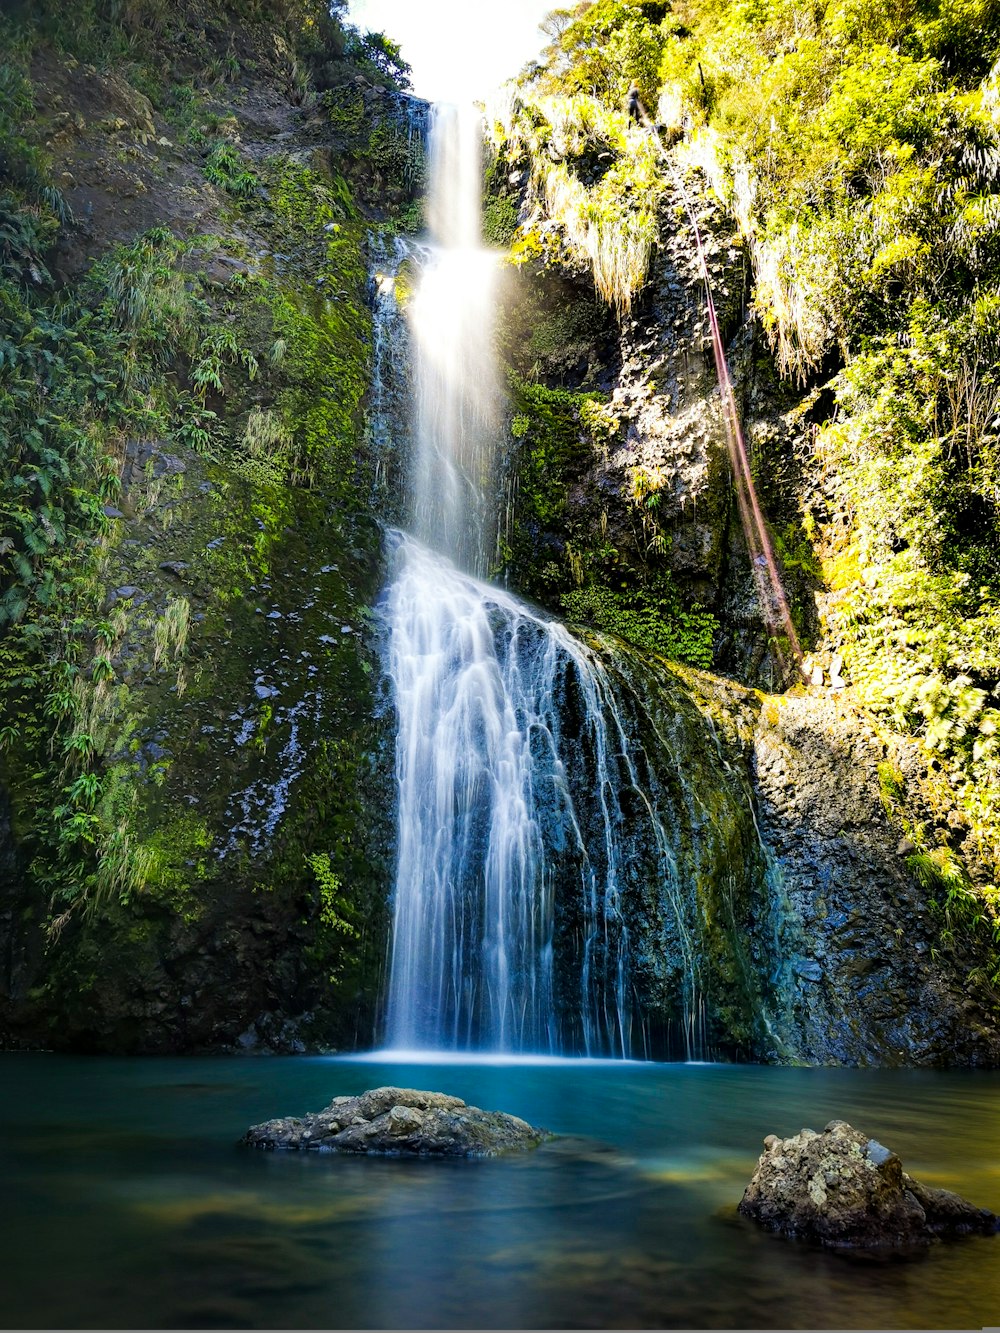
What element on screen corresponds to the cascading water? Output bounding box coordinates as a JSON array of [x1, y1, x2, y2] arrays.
[[408, 108, 501, 576], [378, 106, 704, 1057], [383, 534, 654, 1055]]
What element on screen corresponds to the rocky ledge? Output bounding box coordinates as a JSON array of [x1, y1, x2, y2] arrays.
[[739, 1119, 999, 1247], [242, 1085, 548, 1158]]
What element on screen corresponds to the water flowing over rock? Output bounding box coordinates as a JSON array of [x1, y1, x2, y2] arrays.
[[379, 106, 661, 1056], [242, 1086, 548, 1157], [371, 98, 1000, 1067], [739, 1120, 999, 1246], [382, 534, 675, 1056]]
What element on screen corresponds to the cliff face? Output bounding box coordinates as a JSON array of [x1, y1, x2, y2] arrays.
[[479, 0, 1000, 1060], [0, 1, 425, 1051], [2, 0, 998, 1064]]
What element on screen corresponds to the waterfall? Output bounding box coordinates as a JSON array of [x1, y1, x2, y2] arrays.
[[383, 533, 645, 1055], [377, 106, 700, 1057], [409, 107, 501, 576]]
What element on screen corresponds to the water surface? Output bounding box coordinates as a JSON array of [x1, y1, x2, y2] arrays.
[[2, 1054, 999, 1328]]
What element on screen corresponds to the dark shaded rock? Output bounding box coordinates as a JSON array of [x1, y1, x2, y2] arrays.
[[739, 1119, 999, 1247], [242, 1086, 549, 1158]]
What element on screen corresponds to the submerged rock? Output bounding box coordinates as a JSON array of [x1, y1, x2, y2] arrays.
[[242, 1086, 549, 1158], [739, 1119, 999, 1247]]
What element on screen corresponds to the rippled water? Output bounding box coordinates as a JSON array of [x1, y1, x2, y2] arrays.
[[2, 1054, 999, 1328]]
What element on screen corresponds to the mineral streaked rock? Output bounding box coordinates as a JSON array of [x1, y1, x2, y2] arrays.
[[242, 1086, 549, 1158], [739, 1119, 999, 1247]]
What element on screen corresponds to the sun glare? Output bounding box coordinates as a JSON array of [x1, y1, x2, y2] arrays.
[[347, 0, 553, 103]]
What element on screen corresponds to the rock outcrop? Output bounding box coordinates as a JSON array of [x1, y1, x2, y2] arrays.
[[739, 1119, 999, 1246], [242, 1086, 549, 1157]]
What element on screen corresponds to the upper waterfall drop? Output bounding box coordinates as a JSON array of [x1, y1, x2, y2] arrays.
[[409, 105, 501, 577]]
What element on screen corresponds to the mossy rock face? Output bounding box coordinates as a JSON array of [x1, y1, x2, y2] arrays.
[[2, 449, 394, 1053], [647, 663, 1000, 1067], [555, 633, 1000, 1066], [0, 6, 415, 1053], [583, 640, 782, 1059], [492, 177, 753, 677], [324, 82, 428, 218]]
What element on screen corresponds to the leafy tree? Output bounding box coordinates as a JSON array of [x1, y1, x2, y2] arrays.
[[344, 30, 412, 90]]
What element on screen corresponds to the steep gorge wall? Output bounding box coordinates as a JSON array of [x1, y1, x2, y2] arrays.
[[0, 2, 425, 1051], [482, 37, 1000, 1062], [2, 0, 998, 1066]]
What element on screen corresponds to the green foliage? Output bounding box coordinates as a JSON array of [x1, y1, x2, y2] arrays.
[[0, 40, 371, 934], [307, 852, 359, 936], [877, 760, 906, 817], [532, 0, 667, 109], [483, 195, 520, 248], [500, 376, 596, 593], [657, 0, 1000, 379], [270, 156, 356, 232], [304, 827, 364, 983], [0, 0, 398, 1043], [5, 0, 356, 74], [342, 30, 412, 90], [494, 91, 666, 312], [0, 60, 63, 285], [772, 521, 822, 579], [321, 84, 425, 213], [811, 295, 1000, 868], [562, 580, 718, 667], [621, 0, 1000, 881], [203, 141, 258, 197]]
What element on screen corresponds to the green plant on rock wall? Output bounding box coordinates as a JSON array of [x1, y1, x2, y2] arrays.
[[305, 845, 361, 984], [483, 195, 520, 248], [561, 580, 717, 668], [508, 377, 604, 532], [494, 91, 667, 314], [876, 759, 1000, 989], [203, 141, 258, 197]]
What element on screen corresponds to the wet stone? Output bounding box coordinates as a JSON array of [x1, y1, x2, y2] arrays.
[[739, 1119, 999, 1247], [242, 1086, 549, 1158]]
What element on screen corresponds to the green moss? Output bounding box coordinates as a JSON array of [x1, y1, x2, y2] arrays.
[[877, 760, 906, 817], [562, 581, 717, 668], [510, 379, 601, 529], [324, 85, 426, 214], [136, 812, 215, 921], [483, 196, 519, 248]]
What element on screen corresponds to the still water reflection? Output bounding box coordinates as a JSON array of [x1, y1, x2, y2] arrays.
[[1, 1054, 999, 1328]]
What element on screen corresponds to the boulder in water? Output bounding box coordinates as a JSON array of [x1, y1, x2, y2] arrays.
[[242, 1085, 549, 1158], [739, 1119, 999, 1247]]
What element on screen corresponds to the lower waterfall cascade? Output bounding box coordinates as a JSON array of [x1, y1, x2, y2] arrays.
[[383, 533, 654, 1056]]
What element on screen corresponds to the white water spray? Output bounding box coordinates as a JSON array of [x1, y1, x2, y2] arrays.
[[409, 106, 501, 576]]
